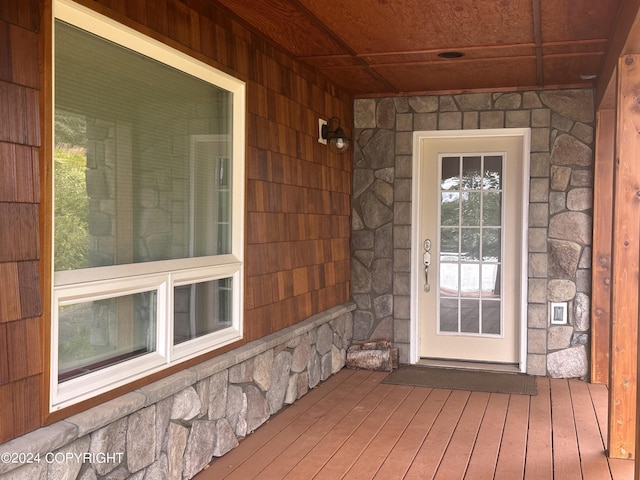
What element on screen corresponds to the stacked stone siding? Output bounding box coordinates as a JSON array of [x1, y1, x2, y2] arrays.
[[0, 304, 354, 480], [352, 90, 594, 378]]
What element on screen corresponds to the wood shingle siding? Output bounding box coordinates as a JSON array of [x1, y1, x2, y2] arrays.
[[0, 0, 44, 443]]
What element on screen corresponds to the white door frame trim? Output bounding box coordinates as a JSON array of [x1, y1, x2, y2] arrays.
[[409, 128, 531, 372]]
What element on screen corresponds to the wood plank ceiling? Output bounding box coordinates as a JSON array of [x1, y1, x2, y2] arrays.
[[209, 0, 622, 97]]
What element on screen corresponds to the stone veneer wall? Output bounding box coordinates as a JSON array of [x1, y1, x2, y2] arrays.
[[0, 304, 354, 480], [351, 89, 594, 378]]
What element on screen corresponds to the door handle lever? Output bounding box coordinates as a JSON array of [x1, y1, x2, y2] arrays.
[[423, 239, 431, 293]]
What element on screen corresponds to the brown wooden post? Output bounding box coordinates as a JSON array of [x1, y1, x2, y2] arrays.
[[609, 54, 640, 460], [633, 274, 640, 479], [590, 108, 615, 386], [637, 275, 640, 480]]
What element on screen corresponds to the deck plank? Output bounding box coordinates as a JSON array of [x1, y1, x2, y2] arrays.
[[373, 388, 452, 479], [524, 377, 553, 480], [199, 367, 362, 479], [323, 387, 431, 479], [403, 389, 471, 479], [202, 370, 383, 479], [434, 391, 490, 480], [550, 379, 582, 480], [253, 371, 389, 479], [282, 384, 413, 479], [195, 370, 635, 480], [609, 458, 635, 480], [464, 392, 509, 480], [494, 393, 530, 479]]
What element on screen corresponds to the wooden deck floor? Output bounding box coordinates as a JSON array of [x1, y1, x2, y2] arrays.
[[196, 368, 634, 480]]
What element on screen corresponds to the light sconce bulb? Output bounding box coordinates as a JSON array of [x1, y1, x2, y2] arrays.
[[320, 116, 351, 154]]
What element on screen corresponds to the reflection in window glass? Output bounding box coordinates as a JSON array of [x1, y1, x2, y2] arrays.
[[438, 153, 504, 338], [481, 265, 501, 297], [174, 278, 233, 345], [440, 299, 459, 332], [54, 21, 233, 272], [460, 263, 481, 295], [482, 229, 501, 261], [441, 192, 460, 226], [483, 155, 502, 189], [440, 228, 459, 256], [461, 192, 481, 226], [58, 291, 157, 382], [441, 156, 460, 190], [440, 263, 459, 297], [482, 300, 501, 334], [461, 228, 481, 261], [482, 192, 501, 226], [462, 156, 482, 189], [460, 300, 480, 333]]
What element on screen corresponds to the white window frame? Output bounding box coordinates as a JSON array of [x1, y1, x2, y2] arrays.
[[50, 0, 245, 411]]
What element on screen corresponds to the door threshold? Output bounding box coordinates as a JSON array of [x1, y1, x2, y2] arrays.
[[417, 358, 521, 373]]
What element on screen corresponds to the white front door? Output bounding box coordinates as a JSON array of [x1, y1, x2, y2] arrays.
[[413, 130, 529, 367]]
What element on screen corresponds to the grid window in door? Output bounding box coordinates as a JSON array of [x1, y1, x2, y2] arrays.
[[439, 154, 503, 336]]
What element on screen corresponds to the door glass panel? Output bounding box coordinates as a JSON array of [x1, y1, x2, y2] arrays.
[[461, 264, 480, 295], [483, 155, 502, 189], [461, 228, 480, 261], [441, 192, 459, 226], [441, 156, 460, 190], [440, 228, 459, 256], [482, 192, 501, 226], [461, 192, 481, 226], [440, 299, 458, 332], [481, 264, 501, 297], [482, 300, 501, 334], [440, 263, 458, 297], [460, 299, 480, 333], [462, 156, 482, 189], [482, 229, 501, 261], [437, 153, 504, 338]]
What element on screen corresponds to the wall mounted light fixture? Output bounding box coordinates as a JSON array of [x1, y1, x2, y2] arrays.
[[320, 117, 351, 154]]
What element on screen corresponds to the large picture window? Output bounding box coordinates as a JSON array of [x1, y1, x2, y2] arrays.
[[51, 0, 245, 410]]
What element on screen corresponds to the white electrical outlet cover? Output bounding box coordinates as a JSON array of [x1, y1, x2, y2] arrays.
[[550, 302, 568, 325]]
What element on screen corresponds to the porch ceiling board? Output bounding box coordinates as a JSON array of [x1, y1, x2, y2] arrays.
[[209, 0, 622, 96]]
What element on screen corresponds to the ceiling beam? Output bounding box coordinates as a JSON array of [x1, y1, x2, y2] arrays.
[[532, 0, 543, 86]]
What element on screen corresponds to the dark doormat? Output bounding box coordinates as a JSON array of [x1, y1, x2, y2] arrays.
[[382, 365, 537, 395]]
